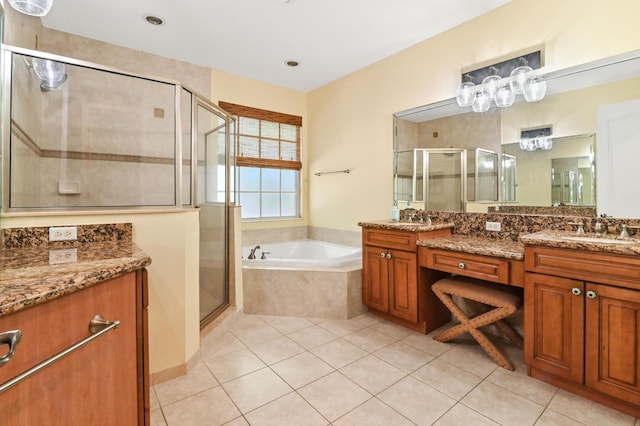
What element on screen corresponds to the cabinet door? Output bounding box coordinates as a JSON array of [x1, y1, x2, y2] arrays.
[[585, 283, 640, 405], [363, 245, 390, 313], [525, 273, 584, 383], [388, 249, 418, 323], [0, 273, 139, 425]]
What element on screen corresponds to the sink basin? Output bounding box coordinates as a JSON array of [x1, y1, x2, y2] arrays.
[[561, 236, 635, 245]]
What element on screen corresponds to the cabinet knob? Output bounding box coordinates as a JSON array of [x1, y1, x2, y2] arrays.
[[571, 287, 582, 296], [0, 329, 23, 368], [386, 253, 392, 259], [586, 290, 597, 299], [458, 262, 466, 269], [380, 252, 386, 258]]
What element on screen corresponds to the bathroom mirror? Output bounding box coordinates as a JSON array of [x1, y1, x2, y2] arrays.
[[394, 49, 640, 215]]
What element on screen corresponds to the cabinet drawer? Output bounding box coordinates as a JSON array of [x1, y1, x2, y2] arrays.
[[525, 246, 640, 289], [363, 228, 417, 251], [423, 248, 510, 284]]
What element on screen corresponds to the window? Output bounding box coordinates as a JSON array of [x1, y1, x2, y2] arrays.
[[219, 102, 302, 219]]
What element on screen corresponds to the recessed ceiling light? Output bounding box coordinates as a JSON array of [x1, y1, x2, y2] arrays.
[[285, 60, 300, 67], [145, 15, 164, 26]]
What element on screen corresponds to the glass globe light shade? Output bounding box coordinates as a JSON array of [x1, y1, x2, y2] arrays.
[[519, 138, 536, 151], [494, 84, 516, 108], [472, 91, 491, 113], [523, 76, 547, 102], [8, 0, 53, 16], [536, 135, 553, 150], [32, 58, 67, 90], [481, 74, 502, 100], [455, 81, 475, 107], [509, 65, 533, 94]]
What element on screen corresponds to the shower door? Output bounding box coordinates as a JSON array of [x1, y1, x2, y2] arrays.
[[195, 100, 232, 325], [413, 148, 466, 211]]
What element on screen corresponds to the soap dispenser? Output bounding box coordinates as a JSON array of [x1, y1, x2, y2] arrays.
[[391, 201, 400, 222]]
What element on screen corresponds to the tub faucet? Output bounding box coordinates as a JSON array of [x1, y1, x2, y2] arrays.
[[248, 245, 261, 259]]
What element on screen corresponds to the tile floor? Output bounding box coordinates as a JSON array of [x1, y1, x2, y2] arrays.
[[150, 313, 640, 426]]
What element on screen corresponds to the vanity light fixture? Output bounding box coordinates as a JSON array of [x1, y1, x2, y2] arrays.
[[8, 0, 53, 16], [456, 51, 545, 111], [518, 126, 553, 151]]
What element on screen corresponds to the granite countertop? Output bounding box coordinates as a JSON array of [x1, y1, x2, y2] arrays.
[[0, 239, 152, 317], [520, 230, 640, 256], [358, 220, 454, 233], [417, 235, 524, 260]]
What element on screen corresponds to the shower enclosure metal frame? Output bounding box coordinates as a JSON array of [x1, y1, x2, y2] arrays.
[[1, 45, 235, 326]]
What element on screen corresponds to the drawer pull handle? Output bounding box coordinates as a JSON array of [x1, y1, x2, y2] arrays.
[[0, 315, 119, 394], [571, 287, 582, 296], [386, 253, 392, 259], [586, 290, 597, 299], [0, 330, 22, 368], [458, 262, 466, 269], [380, 252, 386, 258]]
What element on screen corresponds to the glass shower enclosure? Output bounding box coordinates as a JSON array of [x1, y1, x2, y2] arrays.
[[1, 46, 234, 326]]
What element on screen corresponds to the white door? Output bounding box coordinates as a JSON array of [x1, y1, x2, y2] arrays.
[[596, 99, 640, 218]]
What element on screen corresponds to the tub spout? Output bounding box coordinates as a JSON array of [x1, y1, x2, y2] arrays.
[[248, 245, 261, 259]]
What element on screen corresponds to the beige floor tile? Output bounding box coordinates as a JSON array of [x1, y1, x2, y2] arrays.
[[374, 341, 434, 373], [247, 335, 306, 365], [486, 361, 557, 405], [535, 409, 586, 426], [437, 339, 499, 378], [271, 351, 334, 389], [259, 315, 314, 334], [340, 354, 406, 394], [346, 312, 382, 328], [244, 392, 328, 426], [342, 327, 399, 352], [378, 376, 456, 425], [222, 368, 293, 413], [333, 397, 414, 426], [298, 371, 372, 422], [547, 389, 636, 426], [370, 320, 413, 340], [154, 360, 218, 406], [318, 318, 367, 337], [162, 386, 241, 426], [433, 404, 499, 425], [461, 381, 545, 426], [287, 324, 339, 349], [311, 338, 368, 369], [231, 316, 283, 346], [201, 332, 246, 359], [403, 331, 455, 357], [150, 409, 167, 426], [150, 387, 160, 410], [204, 348, 266, 383], [222, 417, 249, 425], [412, 358, 482, 400]]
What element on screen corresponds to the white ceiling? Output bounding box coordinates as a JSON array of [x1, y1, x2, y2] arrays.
[[41, 0, 510, 93]]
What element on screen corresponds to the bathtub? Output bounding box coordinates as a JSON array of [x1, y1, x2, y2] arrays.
[[242, 239, 362, 268], [242, 240, 365, 319]]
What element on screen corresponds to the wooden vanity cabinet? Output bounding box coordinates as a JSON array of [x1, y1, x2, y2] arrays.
[[524, 246, 640, 417], [362, 227, 451, 333], [0, 270, 149, 425]]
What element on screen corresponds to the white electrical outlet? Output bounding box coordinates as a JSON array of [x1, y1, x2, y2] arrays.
[[49, 248, 78, 265], [49, 226, 78, 241], [485, 221, 501, 232]]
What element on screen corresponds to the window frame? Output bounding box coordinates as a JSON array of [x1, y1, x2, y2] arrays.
[[219, 101, 302, 220]]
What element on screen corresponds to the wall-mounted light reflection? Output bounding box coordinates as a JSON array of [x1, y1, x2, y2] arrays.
[[32, 57, 68, 91]]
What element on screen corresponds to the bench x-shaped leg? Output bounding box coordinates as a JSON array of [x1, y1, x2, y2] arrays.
[[432, 288, 520, 371]]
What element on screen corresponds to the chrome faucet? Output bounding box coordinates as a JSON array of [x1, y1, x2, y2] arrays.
[[248, 245, 261, 259], [568, 222, 585, 235]]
